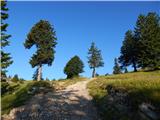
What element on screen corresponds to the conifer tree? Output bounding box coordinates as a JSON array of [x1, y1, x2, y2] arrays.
[[135, 12, 160, 70], [24, 20, 57, 81], [64, 55, 84, 79], [113, 58, 121, 74], [119, 30, 139, 72], [1, 0, 13, 79], [87, 42, 104, 77]]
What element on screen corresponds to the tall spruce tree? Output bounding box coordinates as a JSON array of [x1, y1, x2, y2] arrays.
[[87, 42, 104, 77], [135, 12, 160, 70], [1, 0, 13, 79], [24, 20, 57, 81], [119, 30, 139, 72], [64, 55, 84, 79], [113, 58, 121, 74]]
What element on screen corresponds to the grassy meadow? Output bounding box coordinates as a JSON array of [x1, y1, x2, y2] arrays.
[[87, 70, 160, 119]]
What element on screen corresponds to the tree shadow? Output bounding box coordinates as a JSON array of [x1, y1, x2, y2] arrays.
[[12, 88, 100, 120]]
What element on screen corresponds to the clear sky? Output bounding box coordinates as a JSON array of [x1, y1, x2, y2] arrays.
[[5, 1, 160, 80]]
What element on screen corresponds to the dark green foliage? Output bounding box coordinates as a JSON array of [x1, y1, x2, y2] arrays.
[[113, 58, 122, 74], [64, 55, 84, 79], [11, 74, 19, 82], [1, 82, 10, 95], [119, 12, 160, 72], [1, 0, 13, 77], [88, 42, 104, 77], [119, 30, 139, 72], [24, 20, 57, 81], [135, 12, 160, 70]]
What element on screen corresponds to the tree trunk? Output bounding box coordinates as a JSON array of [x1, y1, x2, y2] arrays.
[[133, 62, 137, 72], [37, 64, 42, 81], [92, 67, 96, 78]]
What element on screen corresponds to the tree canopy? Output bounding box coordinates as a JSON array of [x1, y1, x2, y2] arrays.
[[88, 42, 104, 77], [119, 12, 160, 71], [135, 12, 160, 69], [1, 0, 13, 79], [24, 20, 57, 81], [119, 30, 139, 72], [64, 55, 84, 79]]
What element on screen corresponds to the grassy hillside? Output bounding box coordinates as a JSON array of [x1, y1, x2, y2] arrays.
[[87, 71, 160, 120], [1, 81, 52, 114]]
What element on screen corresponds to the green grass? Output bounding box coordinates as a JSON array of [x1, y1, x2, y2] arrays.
[[87, 70, 160, 120], [1, 81, 52, 115]]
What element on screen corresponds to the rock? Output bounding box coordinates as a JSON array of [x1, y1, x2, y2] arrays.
[[69, 96, 78, 101], [28, 87, 38, 95], [73, 110, 86, 116], [48, 105, 57, 111], [9, 108, 17, 119], [114, 104, 128, 113], [139, 103, 160, 120], [39, 87, 45, 90]]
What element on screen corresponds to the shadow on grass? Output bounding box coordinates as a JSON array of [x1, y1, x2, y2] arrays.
[[1, 81, 52, 115], [91, 85, 160, 120]]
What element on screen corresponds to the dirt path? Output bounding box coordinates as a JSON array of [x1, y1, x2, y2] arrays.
[[3, 80, 100, 120]]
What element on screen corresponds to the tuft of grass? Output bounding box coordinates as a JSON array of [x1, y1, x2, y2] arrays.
[[87, 70, 160, 120], [1, 81, 52, 115]]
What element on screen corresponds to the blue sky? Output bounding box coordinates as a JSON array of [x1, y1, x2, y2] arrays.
[[5, 1, 160, 80]]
